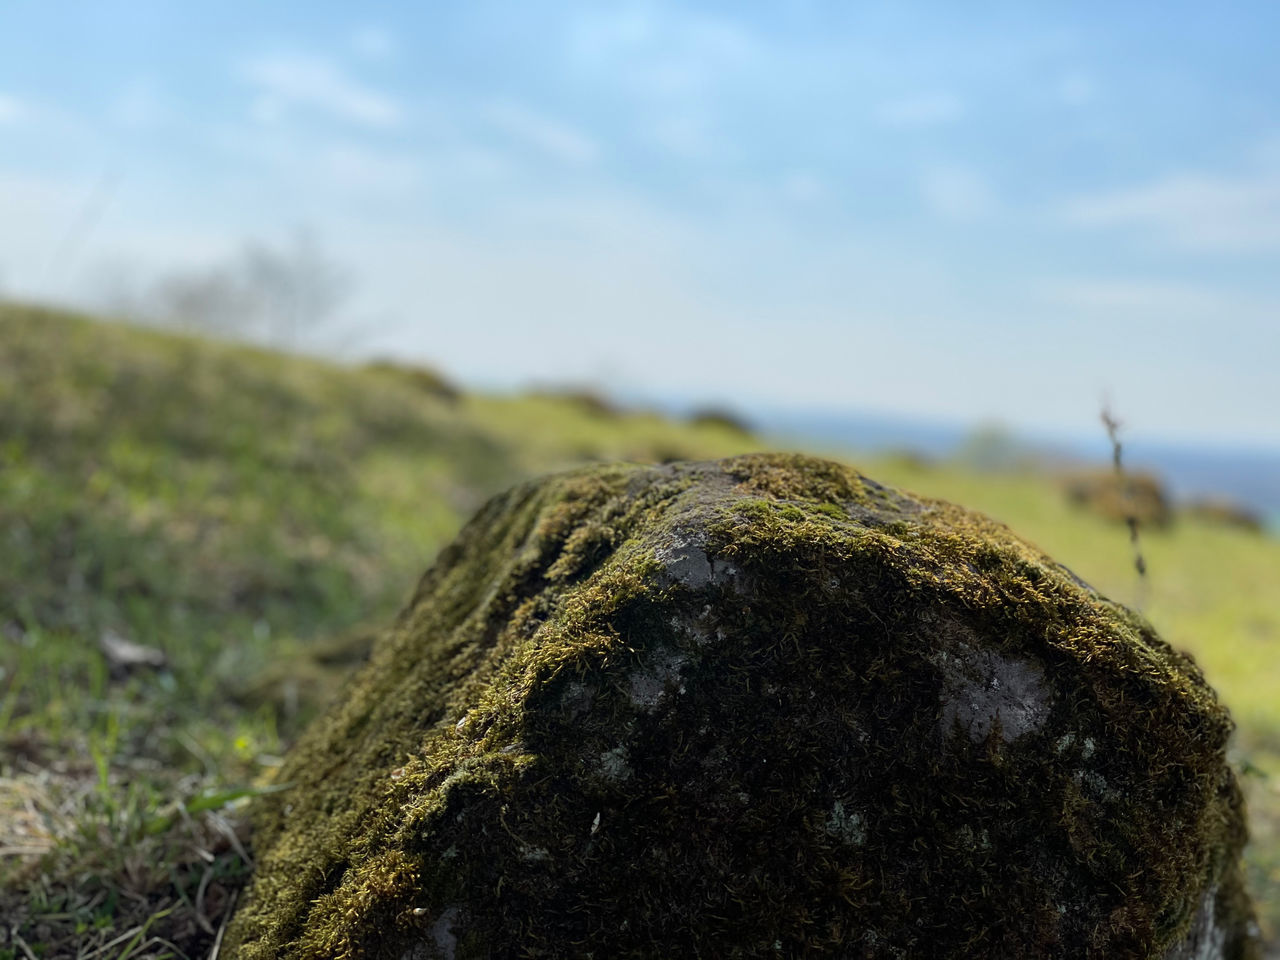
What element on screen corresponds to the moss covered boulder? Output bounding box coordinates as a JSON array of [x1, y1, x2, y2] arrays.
[[227, 454, 1258, 959]]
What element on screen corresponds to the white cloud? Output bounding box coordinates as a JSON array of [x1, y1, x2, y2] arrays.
[[919, 166, 996, 220], [569, 7, 756, 75], [483, 101, 599, 165], [241, 54, 401, 128], [1063, 169, 1280, 252], [319, 143, 422, 194], [352, 26, 396, 61], [109, 81, 166, 130], [0, 93, 26, 124], [0, 169, 230, 303], [565, 5, 753, 162], [877, 92, 965, 128], [1040, 278, 1241, 315]]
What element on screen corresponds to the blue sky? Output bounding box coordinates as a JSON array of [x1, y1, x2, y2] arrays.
[[2, 1, 1278, 449]]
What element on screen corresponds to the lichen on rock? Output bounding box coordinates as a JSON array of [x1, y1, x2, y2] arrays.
[[225, 454, 1259, 959]]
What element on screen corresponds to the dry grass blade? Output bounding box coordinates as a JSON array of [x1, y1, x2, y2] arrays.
[[77, 923, 149, 960], [208, 812, 252, 869], [207, 888, 238, 960], [192, 865, 216, 935], [10, 925, 39, 960], [0, 776, 58, 859]]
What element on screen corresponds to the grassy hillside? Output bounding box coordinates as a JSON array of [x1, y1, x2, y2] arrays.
[[1, 302, 1276, 957]]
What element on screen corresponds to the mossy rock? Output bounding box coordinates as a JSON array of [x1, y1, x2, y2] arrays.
[[227, 454, 1258, 959]]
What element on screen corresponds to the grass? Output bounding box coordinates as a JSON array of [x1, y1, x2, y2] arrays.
[[0, 302, 760, 958], [0, 301, 1276, 955]]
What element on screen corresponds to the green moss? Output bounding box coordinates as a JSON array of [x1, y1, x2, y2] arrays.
[[227, 454, 1258, 959]]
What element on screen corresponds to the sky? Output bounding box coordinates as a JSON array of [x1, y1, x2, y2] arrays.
[[2, 1, 1278, 450]]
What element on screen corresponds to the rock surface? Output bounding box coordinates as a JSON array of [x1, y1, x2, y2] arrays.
[[226, 454, 1258, 959]]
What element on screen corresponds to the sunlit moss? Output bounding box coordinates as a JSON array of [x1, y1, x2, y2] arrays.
[[227, 454, 1258, 959]]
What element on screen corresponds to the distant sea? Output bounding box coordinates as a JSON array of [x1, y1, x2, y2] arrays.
[[746, 408, 1280, 534]]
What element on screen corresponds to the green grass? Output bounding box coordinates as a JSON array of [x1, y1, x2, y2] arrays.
[[0, 303, 761, 957], [1, 302, 1276, 955]]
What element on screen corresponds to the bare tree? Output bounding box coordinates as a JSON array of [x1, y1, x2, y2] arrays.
[[150, 263, 254, 337], [114, 228, 353, 350], [237, 229, 350, 348]]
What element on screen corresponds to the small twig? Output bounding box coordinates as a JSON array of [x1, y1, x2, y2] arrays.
[[1101, 403, 1149, 603], [192, 865, 217, 936], [209, 811, 253, 869], [207, 888, 238, 960], [10, 926, 39, 960], [147, 936, 193, 960], [77, 924, 147, 960]]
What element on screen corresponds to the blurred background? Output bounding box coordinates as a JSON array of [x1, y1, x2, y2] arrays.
[[3, 2, 1279, 510], [2, 2, 1278, 956]]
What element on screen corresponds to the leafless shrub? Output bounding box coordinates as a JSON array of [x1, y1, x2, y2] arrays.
[[688, 405, 753, 435], [105, 229, 352, 350]]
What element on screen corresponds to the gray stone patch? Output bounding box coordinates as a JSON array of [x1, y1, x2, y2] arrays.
[[934, 641, 1050, 744], [1163, 887, 1227, 960], [593, 745, 633, 781], [430, 905, 461, 960], [519, 842, 551, 864], [668, 610, 722, 649], [659, 542, 714, 588], [398, 905, 462, 960], [559, 679, 597, 720], [628, 647, 688, 711], [655, 538, 742, 592], [1072, 768, 1121, 803], [955, 823, 993, 853], [1055, 732, 1098, 761], [824, 800, 866, 847]]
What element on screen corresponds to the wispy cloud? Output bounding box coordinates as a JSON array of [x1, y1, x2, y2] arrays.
[[108, 81, 167, 130], [241, 54, 401, 128], [0, 93, 26, 124], [1063, 168, 1280, 252], [483, 101, 599, 165], [319, 143, 422, 194], [1041, 278, 1239, 315], [569, 7, 756, 76], [565, 6, 753, 161], [877, 92, 965, 128], [919, 166, 996, 220]]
